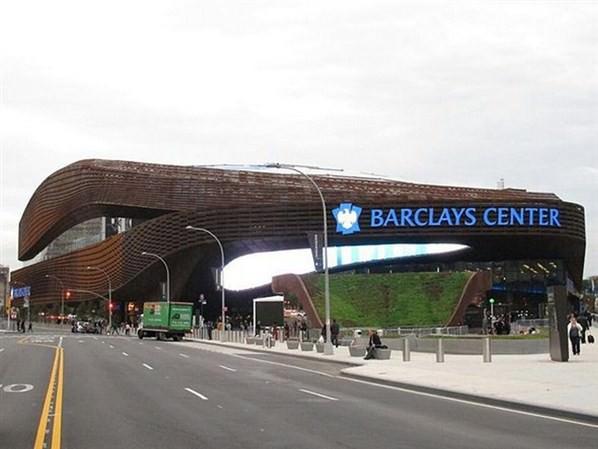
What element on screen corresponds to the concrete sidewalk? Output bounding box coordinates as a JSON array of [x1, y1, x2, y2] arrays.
[[188, 326, 598, 419]]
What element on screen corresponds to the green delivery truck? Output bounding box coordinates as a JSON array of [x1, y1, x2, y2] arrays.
[[138, 302, 193, 341]]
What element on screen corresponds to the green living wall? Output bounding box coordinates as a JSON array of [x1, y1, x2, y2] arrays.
[[304, 271, 470, 328]]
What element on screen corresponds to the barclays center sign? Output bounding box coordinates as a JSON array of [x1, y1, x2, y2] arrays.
[[332, 202, 561, 236]]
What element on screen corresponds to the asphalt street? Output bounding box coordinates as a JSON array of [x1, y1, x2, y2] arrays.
[[1, 333, 596, 449]]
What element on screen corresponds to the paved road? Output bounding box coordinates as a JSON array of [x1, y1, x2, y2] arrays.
[[1, 333, 596, 449]]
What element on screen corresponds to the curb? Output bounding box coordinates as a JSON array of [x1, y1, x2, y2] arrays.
[[340, 371, 598, 426], [186, 338, 362, 367]]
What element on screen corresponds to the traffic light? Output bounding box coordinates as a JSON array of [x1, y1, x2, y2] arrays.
[[65, 290, 71, 299], [109, 301, 114, 311]]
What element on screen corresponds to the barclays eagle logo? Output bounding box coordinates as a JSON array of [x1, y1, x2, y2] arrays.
[[332, 203, 362, 235]]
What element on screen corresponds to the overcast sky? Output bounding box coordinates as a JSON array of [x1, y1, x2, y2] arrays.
[[1, 1, 597, 281]]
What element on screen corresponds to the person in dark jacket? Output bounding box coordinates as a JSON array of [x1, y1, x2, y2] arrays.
[[584, 310, 593, 327], [255, 321, 261, 337], [206, 321, 213, 340], [364, 329, 382, 360], [331, 319, 340, 347], [300, 320, 307, 342], [577, 314, 589, 344]]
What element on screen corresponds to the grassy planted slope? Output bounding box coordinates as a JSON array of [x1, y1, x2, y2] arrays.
[[304, 272, 470, 327]]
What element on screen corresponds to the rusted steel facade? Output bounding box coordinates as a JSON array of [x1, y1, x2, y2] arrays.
[[11, 159, 585, 306]]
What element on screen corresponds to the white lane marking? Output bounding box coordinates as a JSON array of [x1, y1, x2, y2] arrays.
[[217, 405, 223, 409], [101, 341, 105, 344], [3, 384, 35, 393], [185, 387, 208, 400], [179, 353, 190, 358], [299, 388, 338, 401], [93, 336, 98, 340], [339, 376, 598, 430], [0, 348, 4, 352], [219, 365, 237, 372], [122, 352, 129, 357], [78, 340, 85, 343], [231, 354, 334, 378], [154, 346, 162, 350], [59, 336, 63, 348], [142, 363, 154, 371], [109, 345, 115, 349], [226, 350, 598, 429]]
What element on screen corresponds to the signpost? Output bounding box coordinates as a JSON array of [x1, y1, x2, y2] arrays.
[[11, 286, 32, 330]]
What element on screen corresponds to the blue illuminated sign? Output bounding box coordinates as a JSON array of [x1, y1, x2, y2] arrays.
[[332, 204, 561, 234], [12, 286, 31, 298]]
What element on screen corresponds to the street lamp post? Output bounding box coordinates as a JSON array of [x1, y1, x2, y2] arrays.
[[185, 226, 226, 342], [264, 163, 333, 355], [141, 252, 170, 303], [45, 274, 65, 325], [87, 266, 112, 332]]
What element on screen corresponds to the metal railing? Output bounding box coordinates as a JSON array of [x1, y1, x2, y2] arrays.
[[341, 325, 469, 338]]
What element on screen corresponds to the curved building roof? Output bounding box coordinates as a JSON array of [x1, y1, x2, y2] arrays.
[[12, 159, 585, 304]]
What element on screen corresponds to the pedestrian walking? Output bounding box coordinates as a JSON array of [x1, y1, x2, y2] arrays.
[[255, 321, 262, 337], [577, 313, 589, 344], [568, 316, 583, 356], [300, 320, 307, 342], [331, 319, 340, 348]]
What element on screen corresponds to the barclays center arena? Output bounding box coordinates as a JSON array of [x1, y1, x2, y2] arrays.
[[10, 159, 585, 328]]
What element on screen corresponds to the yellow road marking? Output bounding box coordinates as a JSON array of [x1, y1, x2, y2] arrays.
[[51, 348, 64, 449], [33, 348, 59, 449]]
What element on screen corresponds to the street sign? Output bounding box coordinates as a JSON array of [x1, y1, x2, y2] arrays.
[[307, 232, 324, 271], [12, 286, 31, 298], [23, 296, 30, 308]]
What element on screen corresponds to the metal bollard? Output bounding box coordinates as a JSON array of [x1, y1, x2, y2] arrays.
[[436, 338, 445, 363], [482, 337, 492, 363], [402, 337, 411, 362]]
